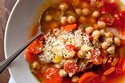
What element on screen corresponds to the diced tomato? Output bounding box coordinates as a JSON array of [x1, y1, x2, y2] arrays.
[[111, 12, 125, 35], [61, 24, 77, 32], [113, 14, 124, 29], [43, 67, 63, 83], [120, 11, 125, 21], [100, 1, 118, 15], [121, 40, 125, 45], [90, 49, 102, 65], [100, 49, 107, 57], [116, 57, 125, 75], [78, 72, 100, 83], [118, 11, 125, 33], [99, 13, 114, 26], [64, 61, 78, 75], [65, 44, 78, 51], [25, 49, 37, 63], [65, 44, 78, 58], [28, 39, 43, 55], [91, 55, 102, 65]]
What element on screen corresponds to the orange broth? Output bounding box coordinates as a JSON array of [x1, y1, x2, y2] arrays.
[[26, 0, 125, 83]]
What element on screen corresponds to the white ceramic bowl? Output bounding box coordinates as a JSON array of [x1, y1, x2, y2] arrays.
[[4, 0, 44, 83], [4, 0, 125, 83]]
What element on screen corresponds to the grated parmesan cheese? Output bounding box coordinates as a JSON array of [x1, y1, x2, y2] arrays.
[[39, 28, 99, 63]]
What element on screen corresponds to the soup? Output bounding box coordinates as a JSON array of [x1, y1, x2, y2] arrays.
[[25, 0, 125, 83]]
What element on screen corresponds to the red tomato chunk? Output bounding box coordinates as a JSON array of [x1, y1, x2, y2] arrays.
[[43, 67, 63, 83], [64, 61, 78, 76]]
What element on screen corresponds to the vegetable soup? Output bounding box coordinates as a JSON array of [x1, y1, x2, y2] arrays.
[[25, 0, 125, 83]]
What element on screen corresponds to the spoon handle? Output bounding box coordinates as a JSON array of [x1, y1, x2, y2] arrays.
[[0, 29, 42, 74]]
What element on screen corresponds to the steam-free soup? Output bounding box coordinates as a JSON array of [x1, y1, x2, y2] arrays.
[[25, 0, 125, 83]]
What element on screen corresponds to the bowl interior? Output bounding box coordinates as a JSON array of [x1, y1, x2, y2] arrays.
[[4, 0, 125, 83]]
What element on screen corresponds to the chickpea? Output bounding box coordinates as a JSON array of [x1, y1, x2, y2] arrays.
[[32, 61, 40, 70], [101, 42, 109, 49], [97, 21, 106, 28], [45, 15, 52, 22], [82, 8, 90, 16], [93, 23, 99, 29], [68, 16, 76, 24], [60, 16, 68, 25], [72, 76, 79, 83], [59, 69, 67, 77], [85, 26, 94, 34], [77, 50, 86, 58], [114, 37, 121, 46], [78, 16, 86, 23], [59, 3, 68, 11], [105, 32, 114, 38], [81, 45, 91, 51], [92, 11, 100, 18], [82, 1, 89, 8], [75, 8, 82, 15], [75, 29, 82, 35], [92, 30, 101, 38], [100, 29, 105, 36], [107, 45, 116, 55], [106, 38, 113, 45]]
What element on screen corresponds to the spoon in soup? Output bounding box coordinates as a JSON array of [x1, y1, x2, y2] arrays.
[[0, 15, 43, 74], [0, 2, 76, 73]]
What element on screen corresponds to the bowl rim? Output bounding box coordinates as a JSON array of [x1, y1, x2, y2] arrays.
[[4, 0, 20, 80]]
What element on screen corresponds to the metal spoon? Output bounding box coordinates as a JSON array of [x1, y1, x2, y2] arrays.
[[0, 13, 44, 74], [0, 2, 76, 74]]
